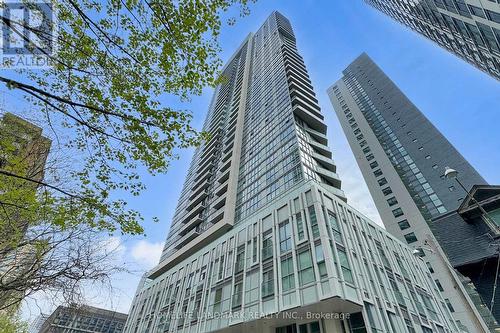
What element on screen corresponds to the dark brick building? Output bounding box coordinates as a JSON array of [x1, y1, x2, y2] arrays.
[[432, 185, 500, 328]]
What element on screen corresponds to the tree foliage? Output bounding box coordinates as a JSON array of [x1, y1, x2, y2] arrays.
[[0, 312, 28, 333], [0, 0, 253, 235], [0, 0, 254, 313]]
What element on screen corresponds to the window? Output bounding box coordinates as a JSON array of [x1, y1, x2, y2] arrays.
[[465, 22, 486, 46], [422, 326, 433, 333], [392, 207, 404, 217], [486, 9, 500, 24], [295, 212, 305, 240], [327, 211, 342, 244], [382, 187, 392, 196], [468, 4, 486, 18], [262, 268, 274, 298], [445, 299, 455, 313], [370, 161, 379, 169], [365, 302, 383, 332], [435, 279, 444, 292], [426, 262, 434, 273], [276, 324, 297, 333], [262, 230, 273, 260], [366, 153, 374, 161], [490, 208, 500, 226], [235, 245, 245, 273], [308, 206, 320, 239], [377, 243, 391, 268], [279, 222, 292, 253], [337, 247, 354, 284], [398, 219, 410, 230], [374, 169, 383, 177], [387, 197, 398, 206], [315, 244, 328, 278], [349, 312, 367, 333], [232, 282, 243, 308], [213, 288, 223, 313], [404, 232, 418, 244], [298, 250, 315, 286], [363, 146, 371, 154], [298, 322, 320, 333], [281, 257, 295, 292], [378, 178, 388, 186], [218, 255, 225, 279], [477, 22, 500, 52]]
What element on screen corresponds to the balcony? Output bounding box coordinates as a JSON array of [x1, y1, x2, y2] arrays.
[[286, 68, 314, 92], [223, 140, 234, 154], [192, 170, 212, 191], [175, 228, 200, 249], [178, 214, 203, 236], [219, 158, 231, 174], [208, 206, 224, 225], [305, 127, 327, 145], [312, 152, 336, 172], [316, 167, 341, 188], [196, 161, 213, 179], [292, 104, 326, 132], [218, 169, 230, 184], [187, 189, 208, 210], [182, 201, 205, 223], [215, 180, 229, 197], [290, 85, 318, 105], [224, 133, 235, 147], [319, 183, 346, 202], [221, 149, 232, 163], [190, 181, 210, 200], [213, 194, 226, 210], [196, 152, 215, 173], [308, 140, 332, 158], [290, 95, 322, 120], [200, 141, 218, 160], [197, 150, 218, 170]]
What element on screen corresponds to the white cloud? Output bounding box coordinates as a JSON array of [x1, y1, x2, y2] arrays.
[[101, 236, 126, 259], [130, 240, 164, 269]]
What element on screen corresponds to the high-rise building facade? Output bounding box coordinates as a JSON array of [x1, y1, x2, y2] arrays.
[[328, 53, 491, 332], [124, 13, 461, 333], [159, 11, 344, 266], [39, 305, 128, 333], [365, 0, 500, 80], [29, 313, 49, 333], [0, 112, 51, 239], [0, 112, 51, 310], [0, 112, 51, 185]]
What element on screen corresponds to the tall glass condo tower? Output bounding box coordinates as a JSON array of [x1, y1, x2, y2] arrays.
[[365, 0, 500, 81], [124, 13, 462, 333], [328, 53, 490, 333]]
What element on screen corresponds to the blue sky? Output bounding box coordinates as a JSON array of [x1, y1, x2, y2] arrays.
[[20, 0, 500, 321]]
